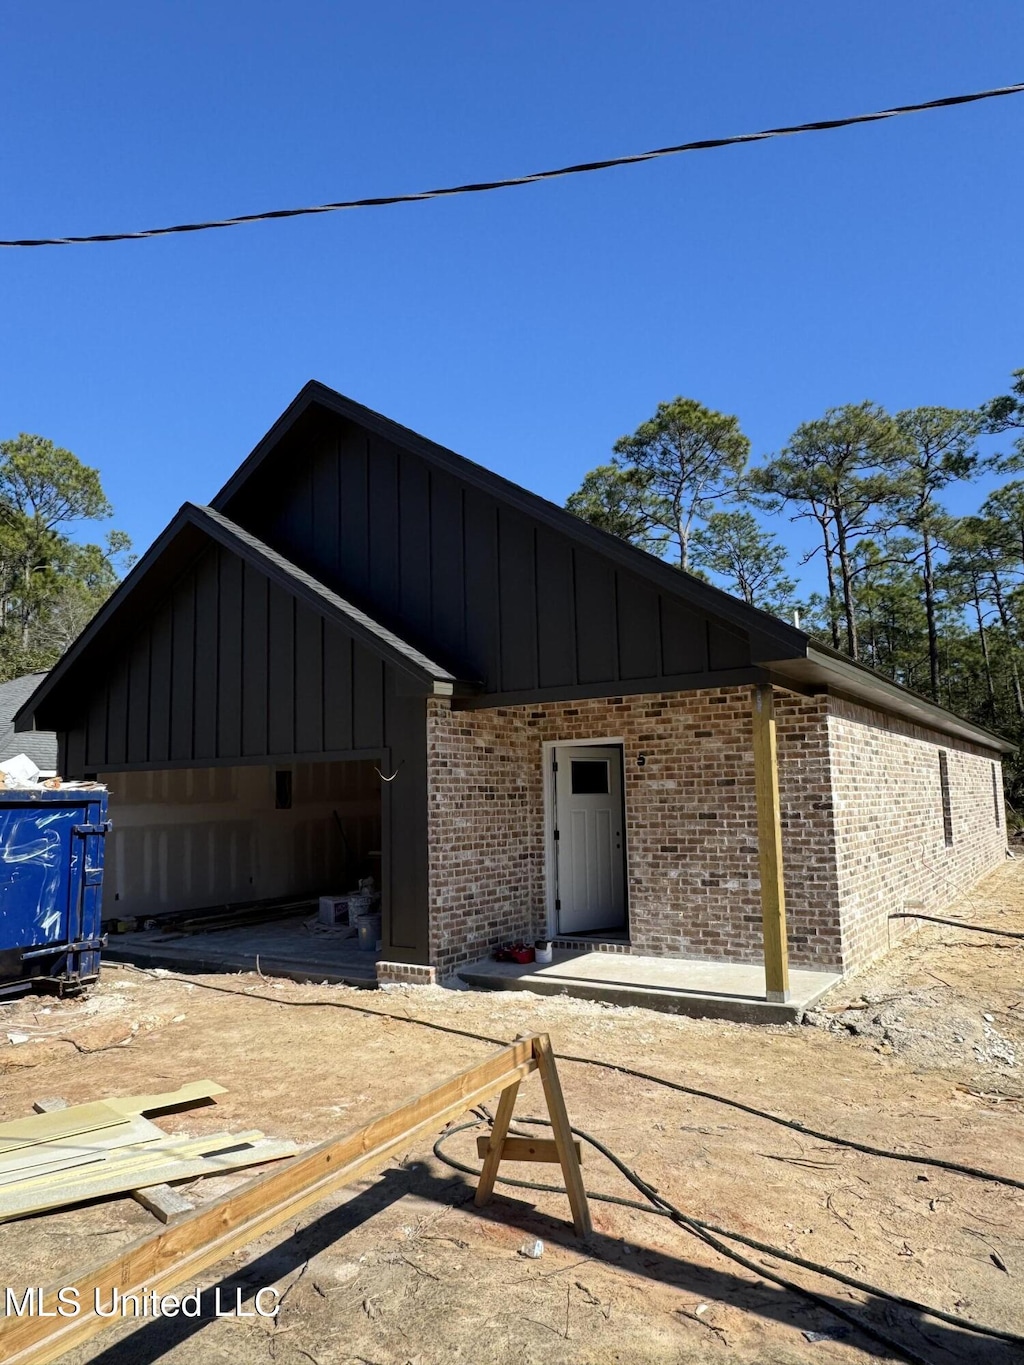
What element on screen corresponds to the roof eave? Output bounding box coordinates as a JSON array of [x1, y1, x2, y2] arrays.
[[13, 505, 199, 734], [768, 644, 1016, 754], [191, 505, 467, 689], [15, 502, 474, 734]]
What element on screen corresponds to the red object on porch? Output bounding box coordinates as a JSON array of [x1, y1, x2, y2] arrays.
[[495, 943, 535, 964]]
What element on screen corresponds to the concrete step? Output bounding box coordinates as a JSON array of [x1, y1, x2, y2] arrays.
[[103, 942, 378, 988], [457, 950, 840, 1024]]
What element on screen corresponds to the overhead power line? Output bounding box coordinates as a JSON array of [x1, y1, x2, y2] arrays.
[[3, 79, 1022, 249]]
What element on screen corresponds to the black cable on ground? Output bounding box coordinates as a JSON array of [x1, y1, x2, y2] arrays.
[[889, 913, 1024, 940], [105, 962, 1024, 1357], [108, 962, 1024, 1193], [108, 963, 509, 1046], [554, 1052, 1024, 1193], [433, 1115, 1024, 1357]]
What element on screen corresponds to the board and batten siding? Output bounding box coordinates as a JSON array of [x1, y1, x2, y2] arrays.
[[54, 541, 429, 961], [222, 412, 758, 702]]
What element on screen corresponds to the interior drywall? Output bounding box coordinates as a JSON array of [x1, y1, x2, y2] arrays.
[[102, 760, 381, 918]]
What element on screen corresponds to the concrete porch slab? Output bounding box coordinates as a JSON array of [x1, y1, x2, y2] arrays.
[[457, 949, 840, 1024], [104, 916, 379, 987]]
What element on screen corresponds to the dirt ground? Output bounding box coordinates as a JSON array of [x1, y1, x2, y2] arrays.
[[2, 862, 1024, 1365]]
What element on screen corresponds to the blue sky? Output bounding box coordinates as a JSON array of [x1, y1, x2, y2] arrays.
[[2, 2, 1021, 588]]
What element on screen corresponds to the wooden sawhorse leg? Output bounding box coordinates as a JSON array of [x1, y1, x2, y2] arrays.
[[473, 1034, 592, 1237]]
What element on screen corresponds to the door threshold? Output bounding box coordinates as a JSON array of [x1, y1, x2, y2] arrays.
[[552, 935, 631, 955]]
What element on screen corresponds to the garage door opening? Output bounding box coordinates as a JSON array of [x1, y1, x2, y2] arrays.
[[100, 760, 383, 983]]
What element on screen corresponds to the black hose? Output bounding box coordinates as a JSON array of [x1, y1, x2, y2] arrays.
[[434, 1114, 1024, 1356], [109, 964, 1023, 1357], [889, 913, 1024, 940], [110, 964, 1024, 1194], [554, 1053, 1024, 1193]]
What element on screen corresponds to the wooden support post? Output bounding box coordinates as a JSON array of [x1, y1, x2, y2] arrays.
[[752, 684, 790, 1003], [533, 1033, 592, 1237], [474, 1080, 520, 1207]]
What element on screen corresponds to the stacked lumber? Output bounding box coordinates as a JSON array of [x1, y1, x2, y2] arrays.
[[0, 1081, 298, 1223]]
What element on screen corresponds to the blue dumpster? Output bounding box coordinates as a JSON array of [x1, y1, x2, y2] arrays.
[[0, 785, 110, 998]]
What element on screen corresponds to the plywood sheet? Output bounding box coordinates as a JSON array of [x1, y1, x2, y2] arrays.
[[0, 1103, 129, 1154], [103, 1080, 227, 1116], [0, 1137, 298, 1222], [0, 1116, 164, 1185]]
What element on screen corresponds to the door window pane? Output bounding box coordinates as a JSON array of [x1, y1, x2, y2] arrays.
[[571, 760, 609, 795]]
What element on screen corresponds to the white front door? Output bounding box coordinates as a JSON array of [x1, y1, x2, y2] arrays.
[[553, 745, 627, 936]]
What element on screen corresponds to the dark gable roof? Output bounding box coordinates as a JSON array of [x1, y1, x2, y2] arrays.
[[16, 383, 1015, 755], [210, 381, 1013, 754], [213, 382, 1015, 754], [212, 381, 808, 663], [16, 504, 464, 734]]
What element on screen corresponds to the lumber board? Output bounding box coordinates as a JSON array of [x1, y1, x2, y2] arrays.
[[0, 1152, 105, 1187], [475, 1134, 582, 1164], [0, 1083, 224, 1156], [180, 902, 313, 933], [0, 1102, 130, 1153], [131, 1183, 195, 1224], [474, 1080, 520, 1207], [31, 1097, 195, 1223], [534, 1034, 592, 1237], [103, 1080, 227, 1116], [0, 1038, 539, 1365], [0, 1116, 165, 1185], [0, 1137, 298, 1221], [0, 1131, 270, 1198]]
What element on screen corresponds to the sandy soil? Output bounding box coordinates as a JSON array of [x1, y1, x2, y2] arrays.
[[2, 860, 1023, 1365]]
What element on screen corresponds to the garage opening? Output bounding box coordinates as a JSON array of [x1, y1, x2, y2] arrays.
[[100, 760, 383, 983]]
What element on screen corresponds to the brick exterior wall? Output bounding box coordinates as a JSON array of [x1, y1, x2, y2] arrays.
[[425, 686, 1008, 981], [426, 699, 535, 974], [425, 686, 842, 978], [825, 695, 1008, 970]]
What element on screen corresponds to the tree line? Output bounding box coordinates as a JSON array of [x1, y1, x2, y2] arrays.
[[6, 378, 1022, 808], [566, 369, 1024, 807], [0, 435, 131, 683]]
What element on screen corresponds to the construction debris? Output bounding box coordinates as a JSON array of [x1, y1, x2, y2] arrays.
[[0, 1035, 587, 1365], [32, 1098, 197, 1224], [0, 1080, 297, 1224], [0, 752, 103, 791]]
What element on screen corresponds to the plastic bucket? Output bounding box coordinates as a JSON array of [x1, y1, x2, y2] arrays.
[[356, 915, 382, 951]]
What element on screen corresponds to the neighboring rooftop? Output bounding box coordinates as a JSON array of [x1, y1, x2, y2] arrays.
[[0, 673, 58, 771]]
